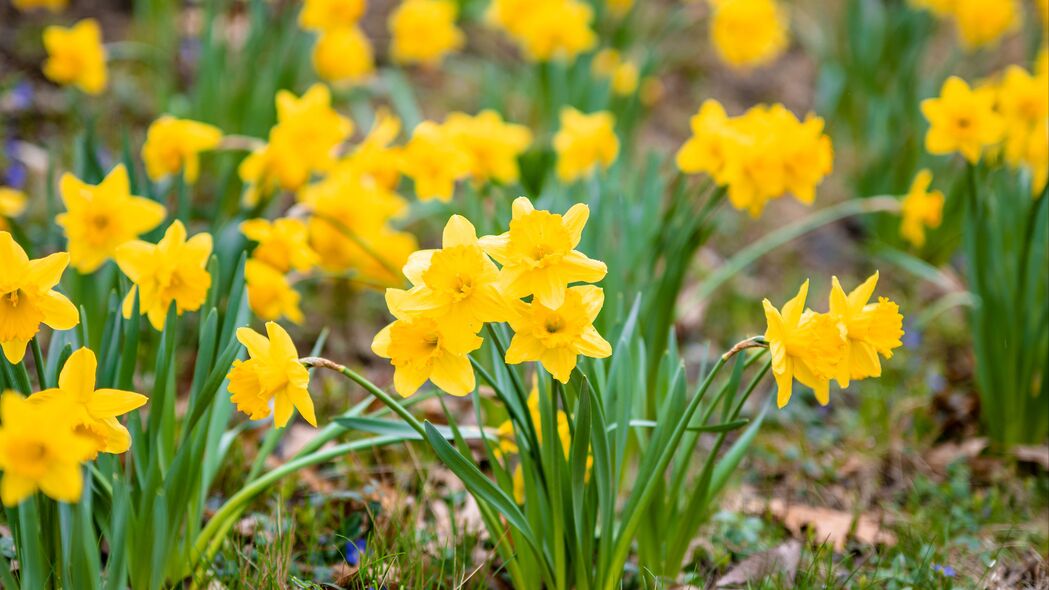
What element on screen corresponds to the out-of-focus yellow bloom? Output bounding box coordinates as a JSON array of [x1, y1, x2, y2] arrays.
[[606, 0, 633, 17], [240, 84, 354, 201], [57, 165, 166, 273], [994, 65, 1049, 194], [386, 215, 508, 332], [640, 76, 665, 106], [899, 169, 945, 247], [245, 260, 304, 324], [340, 109, 403, 190], [228, 322, 316, 428], [444, 111, 533, 185], [298, 169, 414, 284], [240, 217, 318, 273], [505, 285, 611, 383], [313, 27, 375, 84], [42, 19, 107, 95], [12, 0, 66, 12], [950, 0, 1018, 51], [299, 0, 365, 30], [676, 100, 833, 217], [29, 348, 147, 458], [115, 220, 212, 330], [371, 312, 483, 397], [142, 116, 223, 184], [709, 0, 788, 70], [591, 49, 640, 95], [827, 272, 904, 388], [552, 108, 619, 182], [762, 280, 846, 407], [480, 197, 606, 308], [1037, 45, 1048, 79], [1024, 118, 1048, 195], [0, 392, 94, 506], [399, 121, 471, 202], [0, 231, 78, 363], [921, 76, 1004, 163], [0, 188, 27, 231], [488, 0, 597, 62], [388, 0, 464, 65]]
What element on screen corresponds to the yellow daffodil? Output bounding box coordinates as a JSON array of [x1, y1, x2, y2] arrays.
[[0, 392, 94, 506], [240, 217, 318, 273], [388, 0, 464, 65], [995, 65, 1049, 195], [479, 197, 607, 308], [56, 164, 167, 273], [1023, 118, 1048, 196], [899, 169, 945, 247], [115, 220, 213, 330], [762, 280, 846, 407], [0, 187, 27, 231], [592, 49, 639, 95], [709, 0, 789, 70], [28, 348, 147, 458], [371, 313, 483, 397], [42, 19, 107, 95], [399, 121, 471, 202], [489, 0, 597, 62], [443, 111, 533, 185], [827, 272, 904, 388], [245, 260, 304, 324], [552, 108, 619, 183], [142, 116, 223, 184], [950, 0, 1018, 51], [12, 0, 67, 12], [299, 0, 366, 30], [386, 215, 508, 332], [0, 231, 79, 363], [921, 76, 1005, 163], [228, 322, 316, 427], [675, 100, 737, 181], [504, 285, 611, 383], [341, 108, 403, 190], [312, 27, 375, 84]]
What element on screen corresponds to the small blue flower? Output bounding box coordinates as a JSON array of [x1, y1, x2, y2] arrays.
[[8, 82, 34, 111], [343, 537, 367, 567], [932, 564, 956, 577]]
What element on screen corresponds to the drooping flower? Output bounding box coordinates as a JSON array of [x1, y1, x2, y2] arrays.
[[56, 164, 167, 273], [228, 322, 316, 427], [827, 272, 904, 388], [762, 280, 846, 407], [28, 348, 147, 458], [115, 220, 213, 330], [479, 197, 607, 308], [388, 0, 464, 65], [371, 312, 483, 397], [504, 285, 611, 383], [921, 76, 1005, 163], [42, 19, 107, 95], [240, 217, 318, 273], [443, 111, 533, 185], [245, 260, 304, 324], [0, 187, 27, 231], [0, 392, 95, 506], [488, 0, 597, 62], [552, 108, 619, 183], [709, 0, 789, 70], [899, 169, 945, 247], [398, 121, 471, 202], [299, 0, 366, 30], [0, 232, 79, 363], [142, 116, 223, 184], [312, 27, 375, 84], [386, 215, 508, 332]]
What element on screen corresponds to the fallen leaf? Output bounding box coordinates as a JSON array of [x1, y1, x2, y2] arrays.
[[925, 437, 988, 472], [767, 500, 896, 552], [1013, 445, 1049, 470], [715, 540, 802, 588]]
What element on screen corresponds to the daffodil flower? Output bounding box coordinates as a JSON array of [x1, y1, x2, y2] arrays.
[[228, 322, 316, 428]]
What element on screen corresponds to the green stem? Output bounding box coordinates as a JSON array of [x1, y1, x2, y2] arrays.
[[31, 337, 48, 389]]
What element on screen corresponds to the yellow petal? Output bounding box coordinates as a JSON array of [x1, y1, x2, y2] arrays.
[[1, 473, 37, 507], [1, 340, 28, 364], [562, 203, 590, 247], [846, 271, 879, 309], [87, 388, 147, 417], [236, 327, 270, 359], [288, 386, 317, 427], [58, 348, 97, 401], [540, 347, 578, 383], [25, 252, 69, 289], [429, 353, 475, 396], [264, 321, 298, 361], [576, 326, 612, 358], [114, 240, 156, 282], [39, 291, 80, 331], [393, 361, 430, 397], [371, 322, 394, 358], [39, 463, 83, 503], [442, 215, 477, 248]]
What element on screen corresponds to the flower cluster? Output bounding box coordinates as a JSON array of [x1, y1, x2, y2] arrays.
[[42, 19, 107, 95], [763, 273, 903, 408], [553, 108, 620, 183], [922, 70, 1047, 195], [676, 100, 834, 217], [372, 197, 611, 397], [142, 116, 223, 184], [0, 347, 146, 506], [708, 0, 789, 70], [486, 0, 597, 62], [299, 0, 374, 84], [909, 0, 1019, 51]]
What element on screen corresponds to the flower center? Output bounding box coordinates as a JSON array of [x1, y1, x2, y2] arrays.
[[545, 316, 564, 334], [4, 289, 22, 308]]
